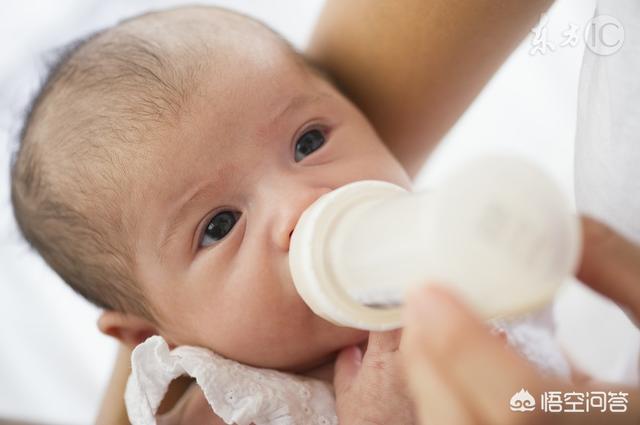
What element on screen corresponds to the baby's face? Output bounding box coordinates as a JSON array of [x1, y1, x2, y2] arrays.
[[132, 32, 412, 371]]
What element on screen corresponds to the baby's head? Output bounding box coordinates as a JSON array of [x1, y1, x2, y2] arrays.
[[11, 6, 411, 371]]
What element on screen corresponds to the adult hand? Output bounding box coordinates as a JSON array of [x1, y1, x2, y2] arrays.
[[400, 216, 640, 424], [334, 330, 416, 425]]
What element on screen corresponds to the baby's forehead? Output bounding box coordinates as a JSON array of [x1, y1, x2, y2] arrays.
[[104, 11, 316, 181], [111, 7, 305, 116]]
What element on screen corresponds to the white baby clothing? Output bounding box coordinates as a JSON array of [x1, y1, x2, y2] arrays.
[[125, 305, 569, 425], [125, 335, 338, 425]]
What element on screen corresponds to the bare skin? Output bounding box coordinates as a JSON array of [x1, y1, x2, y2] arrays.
[[95, 1, 555, 424]]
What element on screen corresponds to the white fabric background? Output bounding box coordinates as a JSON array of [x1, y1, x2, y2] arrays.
[[1, 0, 637, 424]]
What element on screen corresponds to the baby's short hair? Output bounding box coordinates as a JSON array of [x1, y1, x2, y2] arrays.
[[10, 26, 178, 321], [10, 6, 323, 322]]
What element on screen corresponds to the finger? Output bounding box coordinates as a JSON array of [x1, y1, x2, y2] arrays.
[[365, 328, 403, 355], [402, 316, 477, 425], [577, 216, 640, 322], [404, 285, 564, 425], [333, 345, 363, 395]]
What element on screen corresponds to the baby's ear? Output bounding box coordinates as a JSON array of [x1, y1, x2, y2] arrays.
[[97, 310, 158, 350]]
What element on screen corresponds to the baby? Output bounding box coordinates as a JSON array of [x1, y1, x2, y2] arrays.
[[10, 5, 568, 424]]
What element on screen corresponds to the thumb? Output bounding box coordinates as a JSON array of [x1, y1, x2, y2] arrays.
[[333, 345, 363, 395]]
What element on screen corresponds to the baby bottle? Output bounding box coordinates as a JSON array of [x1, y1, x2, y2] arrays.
[[288, 155, 581, 330]]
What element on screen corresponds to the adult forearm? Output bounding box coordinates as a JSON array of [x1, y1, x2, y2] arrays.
[[95, 344, 132, 425], [308, 0, 554, 179]]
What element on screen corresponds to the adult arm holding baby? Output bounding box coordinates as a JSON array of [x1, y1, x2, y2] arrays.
[[95, 344, 131, 425], [308, 0, 554, 178]]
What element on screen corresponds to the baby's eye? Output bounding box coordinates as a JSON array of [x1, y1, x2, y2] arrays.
[[200, 210, 240, 248], [294, 128, 325, 162]]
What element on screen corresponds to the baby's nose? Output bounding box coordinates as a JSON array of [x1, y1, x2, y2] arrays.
[[273, 186, 332, 251]]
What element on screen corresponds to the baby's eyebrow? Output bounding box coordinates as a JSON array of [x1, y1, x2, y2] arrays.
[[160, 182, 218, 253], [267, 93, 329, 129]]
